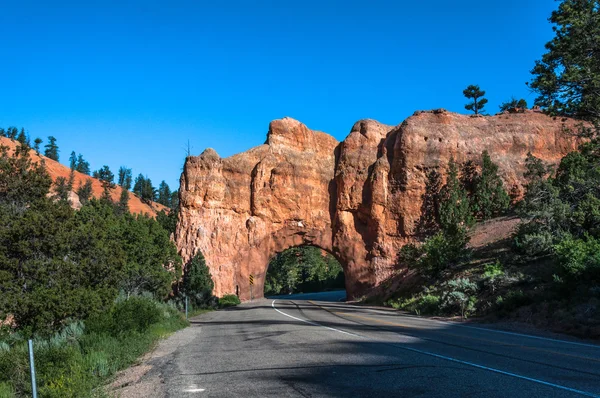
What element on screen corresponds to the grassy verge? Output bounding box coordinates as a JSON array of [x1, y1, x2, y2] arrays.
[[0, 297, 188, 398]]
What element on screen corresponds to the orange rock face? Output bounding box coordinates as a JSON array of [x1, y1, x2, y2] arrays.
[[175, 111, 583, 300]]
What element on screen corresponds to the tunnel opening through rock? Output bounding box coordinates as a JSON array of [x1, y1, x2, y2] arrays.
[[263, 245, 346, 297]]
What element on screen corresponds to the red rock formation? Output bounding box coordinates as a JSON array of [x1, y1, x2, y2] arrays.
[[175, 110, 584, 300], [0, 137, 167, 216]]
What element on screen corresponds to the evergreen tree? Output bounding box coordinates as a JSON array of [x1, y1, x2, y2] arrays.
[[133, 174, 156, 202], [499, 97, 528, 112], [76, 180, 94, 203], [463, 85, 488, 115], [417, 169, 442, 236], [44, 136, 59, 161], [76, 154, 90, 175], [529, 0, 600, 119], [157, 180, 172, 207], [93, 165, 115, 187], [460, 160, 479, 199], [156, 209, 178, 235], [0, 128, 5, 137], [69, 151, 77, 170], [16, 128, 27, 147], [182, 251, 214, 306], [33, 138, 43, 154], [118, 166, 133, 190], [171, 190, 179, 209], [7, 127, 18, 139], [117, 189, 129, 214], [471, 151, 510, 219], [440, 157, 474, 234]]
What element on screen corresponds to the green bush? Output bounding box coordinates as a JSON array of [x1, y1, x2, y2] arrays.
[[0, 297, 188, 397], [219, 294, 241, 308], [482, 261, 505, 293], [554, 235, 600, 282], [182, 252, 215, 307], [441, 278, 478, 318], [402, 228, 469, 277], [111, 296, 162, 335]]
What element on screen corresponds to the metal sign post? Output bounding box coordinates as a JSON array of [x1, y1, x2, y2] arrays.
[[28, 339, 38, 398], [185, 296, 189, 320]]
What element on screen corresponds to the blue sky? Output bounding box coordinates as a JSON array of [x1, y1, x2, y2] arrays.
[[0, 1, 557, 189]]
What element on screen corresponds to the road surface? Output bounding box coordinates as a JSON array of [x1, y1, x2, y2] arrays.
[[155, 291, 600, 397]]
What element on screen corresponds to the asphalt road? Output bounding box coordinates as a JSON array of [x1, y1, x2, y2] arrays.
[[157, 291, 600, 397]]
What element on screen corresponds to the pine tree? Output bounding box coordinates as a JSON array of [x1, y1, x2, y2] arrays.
[[7, 127, 17, 139], [529, 0, 600, 119], [93, 165, 115, 186], [118, 167, 133, 190], [16, 128, 27, 147], [471, 151, 510, 219], [44, 136, 59, 161], [182, 251, 214, 306], [417, 169, 442, 236], [460, 160, 479, 199], [463, 85, 488, 115], [170, 190, 179, 209], [118, 189, 130, 214], [69, 151, 77, 170], [157, 180, 172, 207], [499, 97, 528, 112], [76, 180, 93, 203], [439, 157, 474, 233], [33, 138, 43, 154], [75, 154, 90, 175]]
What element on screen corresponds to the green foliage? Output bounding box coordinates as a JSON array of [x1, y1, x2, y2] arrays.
[[156, 209, 178, 235], [499, 97, 528, 112], [471, 151, 510, 220], [482, 261, 505, 292], [133, 174, 156, 202], [76, 180, 93, 204], [554, 235, 600, 282], [439, 157, 474, 233], [43, 136, 59, 161], [416, 169, 442, 236], [182, 252, 214, 307], [157, 180, 173, 207], [264, 246, 344, 295], [463, 84, 488, 115], [401, 228, 469, 277], [441, 278, 478, 318], [33, 138, 43, 154], [75, 154, 90, 175], [0, 298, 187, 397], [529, 0, 600, 119], [0, 146, 182, 336], [92, 165, 114, 187], [218, 294, 241, 308], [118, 167, 133, 190]]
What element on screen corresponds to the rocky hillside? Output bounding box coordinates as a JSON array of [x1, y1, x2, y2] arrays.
[[0, 136, 167, 216]]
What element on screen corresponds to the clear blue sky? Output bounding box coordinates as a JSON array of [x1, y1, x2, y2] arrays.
[[0, 1, 557, 189]]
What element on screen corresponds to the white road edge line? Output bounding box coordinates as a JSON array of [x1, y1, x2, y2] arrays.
[[271, 300, 361, 338], [324, 302, 600, 349], [272, 300, 599, 398]]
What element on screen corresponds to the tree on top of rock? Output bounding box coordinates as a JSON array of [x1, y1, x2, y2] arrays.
[[463, 85, 488, 115]]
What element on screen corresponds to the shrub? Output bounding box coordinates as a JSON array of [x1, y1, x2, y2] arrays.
[[441, 278, 478, 318], [554, 235, 600, 282], [111, 296, 162, 335], [482, 261, 505, 292], [219, 294, 241, 308]]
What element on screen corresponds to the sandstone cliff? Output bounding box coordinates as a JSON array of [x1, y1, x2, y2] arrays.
[[175, 110, 584, 300], [0, 136, 167, 216]]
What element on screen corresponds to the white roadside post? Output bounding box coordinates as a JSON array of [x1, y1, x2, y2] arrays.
[[28, 339, 38, 398]]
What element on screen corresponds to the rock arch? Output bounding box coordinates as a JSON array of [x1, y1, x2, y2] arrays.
[[175, 111, 583, 301]]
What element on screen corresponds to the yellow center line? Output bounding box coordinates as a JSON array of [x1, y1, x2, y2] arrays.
[[306, 301, 600, 364]]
